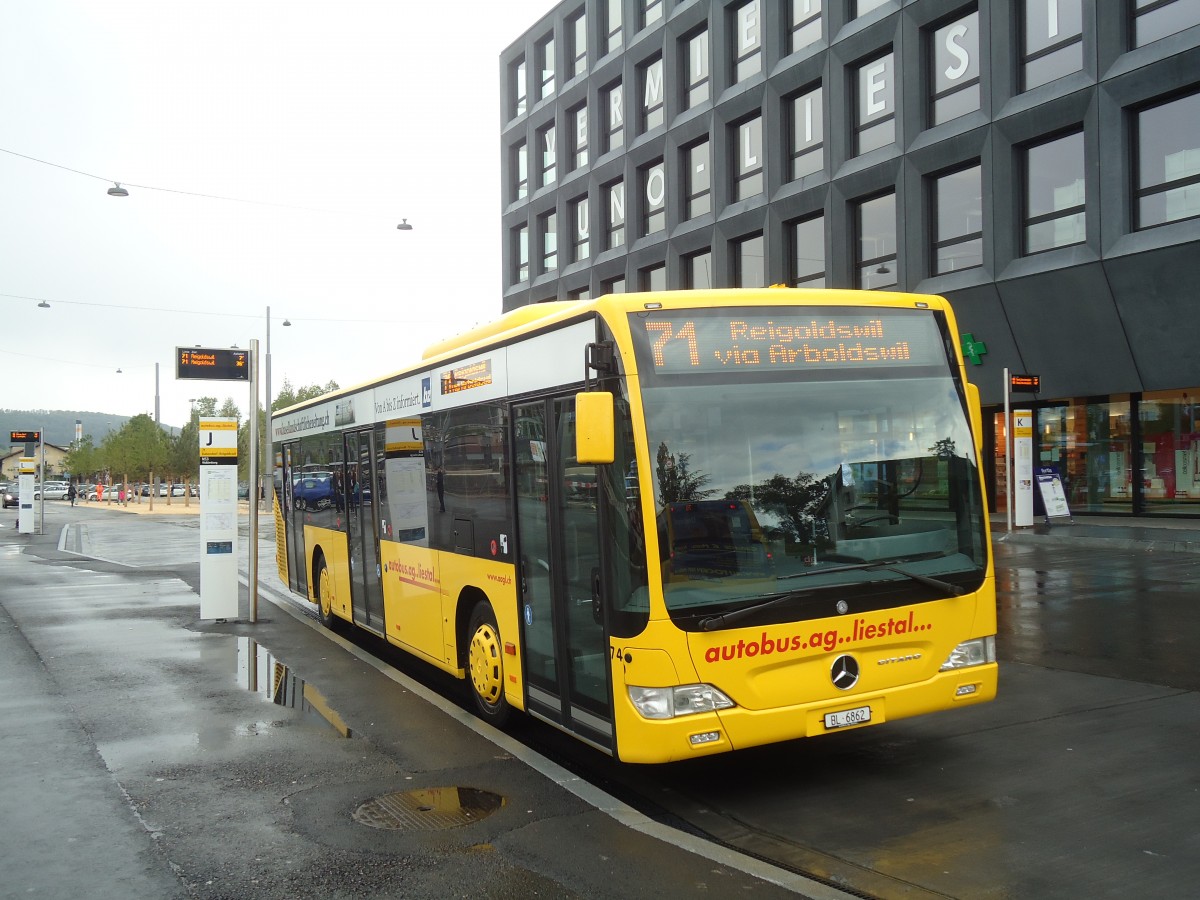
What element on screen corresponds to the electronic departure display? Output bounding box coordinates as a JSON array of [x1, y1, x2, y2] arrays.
[[176, 347, 250, 382], [9, 431, 40, 443], [631, 307, 947, 375], [440, 359, 493, 395]]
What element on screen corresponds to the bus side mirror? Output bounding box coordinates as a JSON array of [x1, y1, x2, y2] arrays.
[[965, 382, 983, 458], [575, 392, 615, 464]]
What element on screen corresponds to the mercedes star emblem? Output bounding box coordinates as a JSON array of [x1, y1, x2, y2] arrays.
[[830, 655, 860, 690]]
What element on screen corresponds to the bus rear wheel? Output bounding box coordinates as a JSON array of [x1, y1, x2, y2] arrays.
[[467, 601, 510, 726], [315, 556, 335, 628]]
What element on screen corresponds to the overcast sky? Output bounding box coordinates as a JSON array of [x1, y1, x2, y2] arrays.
[[1, 0, 555, 431]]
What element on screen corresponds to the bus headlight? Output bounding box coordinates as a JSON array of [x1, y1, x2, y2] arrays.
[[939, 636, 996, 671], [628, 684, 736, 720]]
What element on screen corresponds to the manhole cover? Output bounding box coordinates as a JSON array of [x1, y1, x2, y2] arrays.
[[352, 787, 505, 830]]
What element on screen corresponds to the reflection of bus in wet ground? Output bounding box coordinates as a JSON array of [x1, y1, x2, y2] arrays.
[[272, 288, 997, 764]]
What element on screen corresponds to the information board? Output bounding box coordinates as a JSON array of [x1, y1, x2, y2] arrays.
[[199, 418, 239, 619], [177, 347, 250, 381], [1036, 465, 1072, 520]]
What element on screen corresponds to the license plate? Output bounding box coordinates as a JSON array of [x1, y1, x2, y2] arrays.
[[824, 705, 872, 729]]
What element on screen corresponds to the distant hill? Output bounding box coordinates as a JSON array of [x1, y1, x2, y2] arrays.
[[0, 409, 174, 448]]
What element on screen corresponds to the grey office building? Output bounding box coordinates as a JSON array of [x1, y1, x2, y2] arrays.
[[500, 0, 1200, 518]]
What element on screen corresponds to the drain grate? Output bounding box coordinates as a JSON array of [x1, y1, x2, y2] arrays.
[[352, 787, 505, 831]]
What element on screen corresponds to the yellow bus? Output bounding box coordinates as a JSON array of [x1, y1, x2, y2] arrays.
[[271, 289, 997, 763]]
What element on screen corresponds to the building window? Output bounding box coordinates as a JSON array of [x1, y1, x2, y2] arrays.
[[571, 196, 590, 261], [734, 115, 764, 200], [539, 124, 556, 187], [570, 104, 588, 171], [512, 57, 527, 118], [540, 211, 558, 273], [513, 141, 528, 201], [733, 1, 762, 82], [640, 160, 666, 236], [855, 0, 889, 17], [792, 0, 822, 53], [855, 192, 897, 289], [685, 139, 711, 218], [603, 276, 626, 294], [791, 214, 825, 286], [1136, 91, 1200, 229], [930, 10, 980, 126], [639, 55, 664, 133], [856, 51, 895, 156], [640, 263, 667, 291], [568, 286, 591, 301], [641, 0, 663, 29], [606, 180, 626, 250], [1023, 130, 1086, 253], [734, 233, 765, 287], [568, 10, 587, 78], [684, 28, 710, 109], [1135, 0, 1200, 47], [537, 35, 555, 100], [789, 86, 824, 180], [933, 163, 983, 274], [605, 0, 622, 55], [686, 249, 713, 288], [1022, 0, 1083, 91], [515, 224, 529, 282], [603, 81, 624, 153]]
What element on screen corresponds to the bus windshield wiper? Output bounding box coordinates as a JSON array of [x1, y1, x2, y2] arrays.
[[778, 559, 965, 597], [697, 590, 814, 632]]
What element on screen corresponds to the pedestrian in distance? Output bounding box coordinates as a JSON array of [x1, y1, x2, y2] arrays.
[[67, 482, 77, 507]]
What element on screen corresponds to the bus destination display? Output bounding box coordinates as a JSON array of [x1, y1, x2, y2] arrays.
[[633, 308, 946, 375], [176, 347, 250, 381]]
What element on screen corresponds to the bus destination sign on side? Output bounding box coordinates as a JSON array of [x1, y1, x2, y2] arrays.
[[632, 308, 946, 376], [176, 347, 250, 382]]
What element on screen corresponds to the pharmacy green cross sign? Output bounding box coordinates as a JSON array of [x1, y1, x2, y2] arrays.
[[960, 333, 988, 366]]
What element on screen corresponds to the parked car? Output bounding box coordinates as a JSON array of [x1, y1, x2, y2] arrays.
[[171, 484, 186, 497], [34, 481, 70, 500], [2, 483, 16, 509]]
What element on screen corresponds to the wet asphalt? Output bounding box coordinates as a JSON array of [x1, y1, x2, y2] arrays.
[[2, 503, 1199, 899], [0, 503, 816, 900]]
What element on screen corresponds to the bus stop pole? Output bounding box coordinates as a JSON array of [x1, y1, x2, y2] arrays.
[[248, 338, 259, 624], [1003, 367, 1012, 534]]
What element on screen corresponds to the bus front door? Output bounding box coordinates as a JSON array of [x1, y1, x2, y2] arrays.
[[344, 430, 384, 635], [514, 397, 612, 751]]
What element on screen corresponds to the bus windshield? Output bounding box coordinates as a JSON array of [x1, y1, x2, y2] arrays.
[[633, 309, 986, 620]]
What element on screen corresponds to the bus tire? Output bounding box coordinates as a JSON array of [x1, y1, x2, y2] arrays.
[[467, 600, 510, 726], [315, 556, 335, 628]]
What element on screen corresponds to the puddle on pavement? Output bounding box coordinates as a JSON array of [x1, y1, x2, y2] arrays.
[[236, 637, 352, 738]]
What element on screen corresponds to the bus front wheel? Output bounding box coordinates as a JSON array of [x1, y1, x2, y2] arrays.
[[467, 601, 510, 726], [315, 557, 335, 628]]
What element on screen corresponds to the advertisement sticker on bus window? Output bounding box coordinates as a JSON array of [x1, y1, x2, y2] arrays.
[[630, 307, 946, 375]]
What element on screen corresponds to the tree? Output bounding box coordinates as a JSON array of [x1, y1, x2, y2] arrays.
[[725, 472, 832, 544], [168, 414, 200, 485], [273, 377, 339, 412], [655, 442, 713, 504], [101, 414, 169, 486], [64, 434, 103, 483]]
